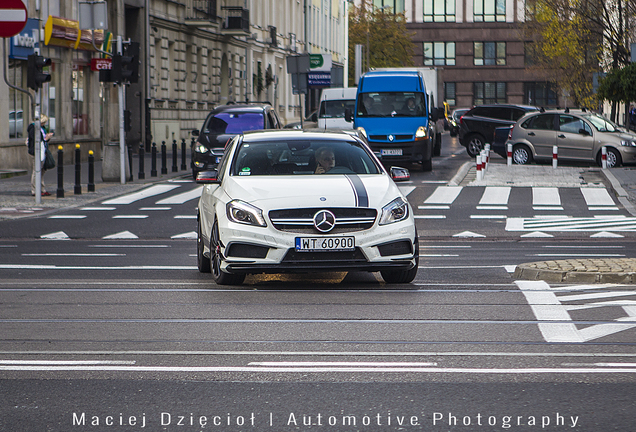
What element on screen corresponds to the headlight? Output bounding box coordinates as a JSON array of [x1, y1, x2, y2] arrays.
[[226, 200, 266, 227], [379, 197, 409, 225], [356, 127, 367, 139], [620, 140, 636, 147], [415, 126, 428, 140], [194, 144, 209, 153]]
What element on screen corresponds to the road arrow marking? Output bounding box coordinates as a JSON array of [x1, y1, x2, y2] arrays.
[[590, 231, 624, 238], [171, 231, 197, 239], [102, 231, 139, 240], [520, 231, 553, 238], [452, 231, 485, 238]]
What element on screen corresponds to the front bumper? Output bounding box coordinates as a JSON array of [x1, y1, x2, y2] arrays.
[[211, 216, 418, 275], [192, 147, 225, 171], [367, 139, 431, 163]]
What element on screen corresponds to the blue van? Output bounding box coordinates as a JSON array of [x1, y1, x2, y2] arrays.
[[347, 70, 435, 171]]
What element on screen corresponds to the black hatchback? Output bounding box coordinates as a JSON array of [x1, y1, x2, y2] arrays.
[[191, 103, 282, 178], [458, 104, 539, 157]]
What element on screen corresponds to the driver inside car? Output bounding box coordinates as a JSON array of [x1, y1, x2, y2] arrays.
[[314, 147, 336, 174]]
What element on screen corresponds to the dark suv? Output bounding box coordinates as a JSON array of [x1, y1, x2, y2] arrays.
[[191, 103, 282, 178], [458, 104, 539, 157]]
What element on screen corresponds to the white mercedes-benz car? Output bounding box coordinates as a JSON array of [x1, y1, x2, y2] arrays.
[[196, 129, 418, 285]]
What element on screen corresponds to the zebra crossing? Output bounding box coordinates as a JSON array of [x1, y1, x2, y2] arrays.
[[416, 185, 636, 233]]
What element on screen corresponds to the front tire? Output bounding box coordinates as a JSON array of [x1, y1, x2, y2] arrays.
[[197, 216, 211, 273], [381, 235, 419, 284], [211, 219, 246, 286], [466, 134, 485, 157], [597, 147, 621, 168]]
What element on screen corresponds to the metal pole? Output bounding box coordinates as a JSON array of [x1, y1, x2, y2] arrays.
[[117, 36, 126, 184], [74, 144, 82, 194], [56, 146, 64, 198]]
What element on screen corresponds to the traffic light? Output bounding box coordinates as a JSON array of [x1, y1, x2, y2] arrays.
[[124, 110, 132, 132], [27, 54, 52, 90], [111, 42, 139, 84]]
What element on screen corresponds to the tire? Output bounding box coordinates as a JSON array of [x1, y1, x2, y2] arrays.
[[465, 134, 485, 157], [512, 144, 532, 165], [381, 234, 419, 284], [211, 219, 246, 285], [433, 133, 442, 157], [197, 216, 211, 273], [597, 147, 621, 168]]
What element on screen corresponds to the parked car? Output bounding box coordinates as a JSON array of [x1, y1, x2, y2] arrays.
[[191, 102, 282, 179], [448, 108, 470, 137], [316, 87, 356, 130], [458, 104, 539, 157], [283, 110, 318, 129], [504, 110, 636, 167], [195, 129, 418, 285]]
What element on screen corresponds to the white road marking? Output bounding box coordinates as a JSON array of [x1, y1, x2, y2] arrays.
[[418, 205, 449, 210], [424, 186, 462, 204], [47, 215, 86, 219], [171, 232, 197, 239], [398, 185, 416, 196], [112, 215, 149, 219], [174, 215, 196, 219], [479, 186, 510, 205], [452, 231, 485, 237], [533, 187, 561, 206], [102, 184, 180, 205], [520, 231, 553, 238], [591, 231, 624, 238], [0, 360, 135, 365], [249, 361, 437, 367], [470, 215, 506, 219], [80, 207, 116, 211], [0, 265, 197, 270], [21, 253, 125, 257], [139, 207, 171, 211], [102, 231, 139, 239], [40, 231, 70, 240], [155, 186, 203, 205], [414, 215, 446, 219], [581, 187, 615, 206]]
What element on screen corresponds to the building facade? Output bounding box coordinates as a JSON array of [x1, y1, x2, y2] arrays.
[[0, 0, 349, 170], [393, 0, 560, 110]]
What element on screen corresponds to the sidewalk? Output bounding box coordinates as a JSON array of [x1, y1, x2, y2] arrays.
[[0, 150, 191, 220]]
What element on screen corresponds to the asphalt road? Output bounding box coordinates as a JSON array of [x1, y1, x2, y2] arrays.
[[1, 134, 635, 431]]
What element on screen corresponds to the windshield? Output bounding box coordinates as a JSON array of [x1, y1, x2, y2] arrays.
[[231, 139, 381, 176], [582, 113, 618, 133], [205, 112, 265, 134], [356, 92, 426, 118], [319, 100, 356, 119]]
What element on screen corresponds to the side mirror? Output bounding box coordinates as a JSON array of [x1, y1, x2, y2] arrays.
[[390, 166, 410, 182], [344, 108, 353, 123], [191, 129, 200, 137], [195, 170, 220, 184]]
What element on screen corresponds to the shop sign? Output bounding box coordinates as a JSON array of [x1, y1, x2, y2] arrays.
[[44, 15, 104, 51], [9, 18, 39, 60], [91, 58, 111, 71], [308, 54, 332, 87]]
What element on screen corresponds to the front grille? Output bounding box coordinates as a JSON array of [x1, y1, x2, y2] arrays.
[[369, 134, 413, 141], [282, 248, 368, 264], [269, 208, 377, 234]]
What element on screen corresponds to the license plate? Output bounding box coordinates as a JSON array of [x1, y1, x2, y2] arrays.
[[381, 148, 402, 156], [295, 236, 355, 252]]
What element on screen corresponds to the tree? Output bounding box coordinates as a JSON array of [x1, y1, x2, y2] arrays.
[[348, 0, 416, 86], [597, 63, 636, 106], [523, 0, 601, 108]]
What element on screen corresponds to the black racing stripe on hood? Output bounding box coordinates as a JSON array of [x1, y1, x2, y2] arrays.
[[345, 174, 369, 207]]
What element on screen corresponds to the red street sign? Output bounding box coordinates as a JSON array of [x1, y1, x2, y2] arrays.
[[0, 0, 28, 39], [91, 58, 112, 71]]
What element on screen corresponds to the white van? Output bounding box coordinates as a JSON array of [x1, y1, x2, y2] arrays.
[[317, 87, 357, 130]]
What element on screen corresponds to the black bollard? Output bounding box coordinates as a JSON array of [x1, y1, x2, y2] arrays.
[[161, 141, 167, 175], [172, 139, 178, 173], [151, 142, 158, 177], [181, 138, 187, 171], [56, 145, 64, 198], [190, 137, 196, 170], [138, 143, 145, 180], [87, 150, 95, 192], [74, 144, 82, 195], [127, 145, 133, 182]]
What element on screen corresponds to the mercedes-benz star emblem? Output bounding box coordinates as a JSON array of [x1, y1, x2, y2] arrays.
[[388, 134, 394, 142], [313, 210, 336, 233]]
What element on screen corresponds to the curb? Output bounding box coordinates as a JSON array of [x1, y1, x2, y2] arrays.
[[513, 258, 636, 284], [600, 168, 636, 217]]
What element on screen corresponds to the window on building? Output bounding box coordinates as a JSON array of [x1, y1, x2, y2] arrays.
[[524, 42, 539, 66], [474, 0, 505, 22], [423, 0, 456, 22], [444, 82, 456, 106], [8, 59, 27, 139], [72, 66, 89, 136], [474, 82, 506, 105], [373, 0, 405, 13], [474, 42, 506, 66], [423, 42, 456, 66], [524, 82, 558, 106]]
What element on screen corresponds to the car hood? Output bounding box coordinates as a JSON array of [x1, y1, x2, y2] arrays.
[[223, 175, 404, 210]]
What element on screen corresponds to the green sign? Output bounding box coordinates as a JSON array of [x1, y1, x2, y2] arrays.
[[310, 54, 324, 69]]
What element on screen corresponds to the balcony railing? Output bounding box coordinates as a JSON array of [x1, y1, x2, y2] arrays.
[[221, 6, 249, 34], [185, 0, 217, 25]]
